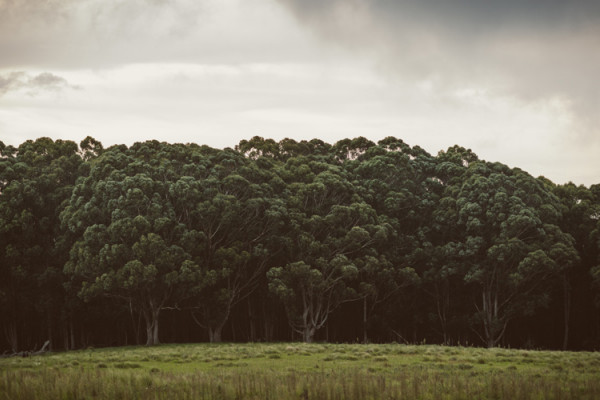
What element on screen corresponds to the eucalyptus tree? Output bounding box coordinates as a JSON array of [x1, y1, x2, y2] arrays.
[[3, 134, 598, 350], [183, 148, 285, 342], [0, 138, 83, 351], [440, 160, 577, 347], [423, 146, 480, 343], [62, 141, 208, 345], [333, 137, 377, 161], [345, 137, 433, 341], [587, 185, 600, 328], [236, 136, 280, 159], [0, 141, 18, 351], [236, 136, 333, 162], [267, 152, 391, 342], [549, 182, 600, 348], [79, 136, 104, 161]]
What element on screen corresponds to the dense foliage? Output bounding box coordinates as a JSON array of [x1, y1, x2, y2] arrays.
[[1, 136, 599, 350]]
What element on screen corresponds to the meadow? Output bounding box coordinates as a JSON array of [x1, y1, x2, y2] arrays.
[[1, 342, 599, 399]]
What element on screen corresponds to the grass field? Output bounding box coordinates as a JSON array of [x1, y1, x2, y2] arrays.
[[1, 342, 600, 399]]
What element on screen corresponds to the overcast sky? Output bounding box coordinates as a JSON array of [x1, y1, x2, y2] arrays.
[[1, 0, 598, 185]]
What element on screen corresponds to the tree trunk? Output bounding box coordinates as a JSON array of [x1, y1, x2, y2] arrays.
[[63, 322, 72, 351], [231, 317, 236, 341], [481, 289, 507, 348], [263, 302, 274, 341], [64, 327, 69, 351], [248, 300, 256, 342], [129, 301, 142, 345], [209, 323, 225, 343], [264, 318, 273, 342], [70, 319, 75, 350], [303, 326, 315, 343], [153, 317, 159, 345], [145, 324, 153, 346], [144, 307, 161, 346], [363, 296, 368, 344], [562, 274, 571, 350], [47, 315, 53, 352], [4, 322, 18, 353], [435, 281, 449, 345]]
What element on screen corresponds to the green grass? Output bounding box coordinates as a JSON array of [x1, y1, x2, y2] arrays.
[[1, 343, 599, 399]]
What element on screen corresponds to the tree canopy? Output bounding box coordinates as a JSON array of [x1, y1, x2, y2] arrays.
[[1, 136, 598, 350]]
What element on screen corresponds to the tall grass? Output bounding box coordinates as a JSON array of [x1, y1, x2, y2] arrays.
[[1, 343, 599, 399]]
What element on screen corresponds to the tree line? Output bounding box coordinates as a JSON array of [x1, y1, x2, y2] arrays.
[[1, 136, 599, 351]]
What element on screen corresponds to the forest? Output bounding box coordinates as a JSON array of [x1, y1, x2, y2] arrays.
[[1, 136, 599, 352]]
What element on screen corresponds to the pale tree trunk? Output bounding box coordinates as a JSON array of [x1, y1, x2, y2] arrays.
[[191, 311, 226, 343], [435, 281, 450, 345], [152, 317, 159, 345], [301, 301, 318, 343], [195, 291, 236, 343], [301, 299, 314, 343], [145, 322, 154, 346], [482, 289, 497, 348], [303, 326, 316, 343], [144, 307, 161, 346], [208, 323, 225, 343], [480, 289, 508, 348], [295, 287, 339, 343], [203, 305, 230, 343]]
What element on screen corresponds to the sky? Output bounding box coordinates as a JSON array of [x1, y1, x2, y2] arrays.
[[0, 0, 599, 185]]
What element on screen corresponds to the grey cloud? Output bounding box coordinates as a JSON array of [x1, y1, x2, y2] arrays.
[[277, 0, 600, 34], [0, 72, 78, 96], [275, 0, 600, 73], [0, 0, 320, 72], [0, 0, 207, 69], [0, 72, 26, 95], [276, 0, 600, 139]]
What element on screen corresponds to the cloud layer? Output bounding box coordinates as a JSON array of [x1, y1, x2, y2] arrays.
[[277, 0, 600, 137], [0, 0, 318, 69], [0, 0, 204, 68], [0, 0, 598, 185]]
